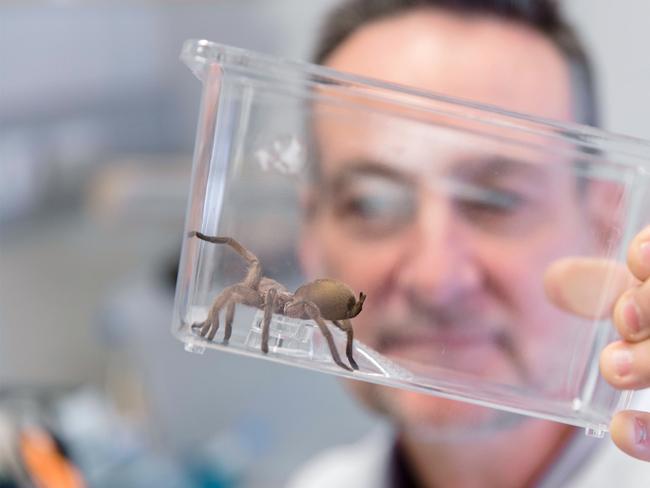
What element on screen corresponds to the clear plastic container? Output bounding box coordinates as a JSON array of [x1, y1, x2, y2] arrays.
[[174, 39, 650, 436]]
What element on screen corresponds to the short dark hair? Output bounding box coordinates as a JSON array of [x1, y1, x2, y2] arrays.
[[313, 0, 598, 127]]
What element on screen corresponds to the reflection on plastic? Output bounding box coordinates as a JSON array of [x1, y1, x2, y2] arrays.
[[244, 310, 415, 380]]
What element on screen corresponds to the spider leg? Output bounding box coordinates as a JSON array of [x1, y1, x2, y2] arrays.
[[261, 287, 278, 354], [192, 318, 211, 337], [223, 302, 235, 344], [194, 285, 262, 342], [301, 302, 352, 372], [190, 233, 263, 289], [333, 319, 358, 370], [205, 288, 230, 341], [200, 321, 212, 338], [193, 293, 225, 340], [189, 312, 211, 336]]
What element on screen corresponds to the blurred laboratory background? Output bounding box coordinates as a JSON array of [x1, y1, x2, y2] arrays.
[[1, 1, 650, 486]]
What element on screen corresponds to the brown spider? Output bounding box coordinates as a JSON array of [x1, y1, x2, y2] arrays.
[[188, 231, 366, 371]]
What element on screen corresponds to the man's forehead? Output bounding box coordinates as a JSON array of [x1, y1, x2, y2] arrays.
[[312, 109, 570, 181], [319, 153, 560, 186], [324, 7, 573, 122], [311, 6, 577, 185]]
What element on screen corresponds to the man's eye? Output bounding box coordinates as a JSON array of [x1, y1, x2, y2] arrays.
[[341, 194, 410, 219], [332, 177, 416, 238], [462, 190, 525, 213], [455, 188, 531, 232]]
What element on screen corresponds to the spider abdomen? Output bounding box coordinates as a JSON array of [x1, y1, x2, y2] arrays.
[[294, 278, 360, 320]]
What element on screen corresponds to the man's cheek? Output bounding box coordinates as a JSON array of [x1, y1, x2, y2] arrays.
[[324, 245, 386, 288], [324, 239, 403, 284]]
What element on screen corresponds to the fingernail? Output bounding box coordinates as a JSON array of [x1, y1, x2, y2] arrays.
[[623, 296, 642, 334], [613, 348, 634, 377], [635, 417, 650, 447], [641, 242, 650, 267]]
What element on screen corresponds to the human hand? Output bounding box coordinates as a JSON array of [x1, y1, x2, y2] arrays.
[[545, 225, 650, 460]]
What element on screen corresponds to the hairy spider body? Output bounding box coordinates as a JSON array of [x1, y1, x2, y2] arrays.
[[188, 231, 365, 371], [293, 280, 364, 319]]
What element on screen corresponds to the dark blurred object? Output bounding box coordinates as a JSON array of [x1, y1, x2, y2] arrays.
[[0, 382, 273, 488], [0, 386, 87, 488]]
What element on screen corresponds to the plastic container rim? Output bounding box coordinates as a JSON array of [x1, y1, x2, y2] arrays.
[[181, 38, 650, 168]]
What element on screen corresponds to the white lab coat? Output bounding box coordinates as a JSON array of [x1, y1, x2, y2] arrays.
[[285, 425, 650, 488]]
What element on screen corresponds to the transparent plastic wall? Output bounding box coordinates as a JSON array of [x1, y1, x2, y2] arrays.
[[174, 40, 650, 436]]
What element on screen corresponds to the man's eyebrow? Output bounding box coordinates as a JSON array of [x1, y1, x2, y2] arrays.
[[451, 155, 551, 182], [325, 159, 416, 190]]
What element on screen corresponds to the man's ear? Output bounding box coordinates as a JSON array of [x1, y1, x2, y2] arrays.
[[583, 179, 626, 254]]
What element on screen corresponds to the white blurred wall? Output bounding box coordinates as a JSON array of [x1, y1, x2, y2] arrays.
[[565, 0, 650, 139]]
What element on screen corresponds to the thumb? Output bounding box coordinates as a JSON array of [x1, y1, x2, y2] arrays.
[[610, 410, 650, 461], [543, 257, 637, 319]]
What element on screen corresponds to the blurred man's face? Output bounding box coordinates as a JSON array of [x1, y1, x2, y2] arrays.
[[302, 9, 603, 438]]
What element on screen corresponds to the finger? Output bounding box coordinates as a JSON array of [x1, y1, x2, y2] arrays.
[[612, 278, 650, 342], [544, 257, 635, 319], [627, 225, 650, 282], [600, 340, 650, 390], [610, 410, 650, 461]]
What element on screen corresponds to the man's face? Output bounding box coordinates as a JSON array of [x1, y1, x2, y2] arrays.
[[302, 9, 603, 436]]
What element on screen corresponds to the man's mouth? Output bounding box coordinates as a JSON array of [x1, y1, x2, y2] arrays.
[[389, 328, 499, 348], [377, 323, 504, 354]]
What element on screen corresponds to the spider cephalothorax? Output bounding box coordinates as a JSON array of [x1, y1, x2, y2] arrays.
[[188, 231, 365, 371]]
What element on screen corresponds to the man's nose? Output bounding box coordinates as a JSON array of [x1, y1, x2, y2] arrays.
[[395, 196, 483, 304]]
